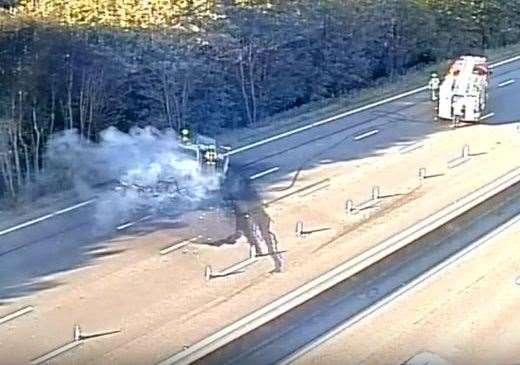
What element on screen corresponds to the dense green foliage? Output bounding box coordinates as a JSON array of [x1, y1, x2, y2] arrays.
[[1, 0, 520, 200]]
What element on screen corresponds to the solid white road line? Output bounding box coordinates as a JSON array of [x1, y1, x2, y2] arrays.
[[480, 112, 495, 121], [353, 129, 379, 141], [249, 167, 280, 180], [159, 238, 196, 255], [0, 199, 96, 237], [280, 212, 520, 365], [498, 79, 516, 88], [31, 341, 83, 365], [116, 215, 152, 231], [156, 166, 520, 365], [0, 306, 34, 326], [489, 55, 520, 68], [116, 222, 136, 231]]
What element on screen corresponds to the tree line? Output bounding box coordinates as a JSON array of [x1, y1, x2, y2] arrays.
[[1, 0, 520, 201]]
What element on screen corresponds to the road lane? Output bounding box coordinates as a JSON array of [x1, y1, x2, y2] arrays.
[[232, 56, 520, 167], [0, 199, 95, 238], [232, 92, 429, 170], [225, 53, 520, 160], [234, 64, 520, 180], [4, 56, 520, 242], [0, 204, 96, 258], [0, 207, 102, 301], [3, 53, 520, 248], [236, 73, 520, 207], [193, 181, 520, 365]]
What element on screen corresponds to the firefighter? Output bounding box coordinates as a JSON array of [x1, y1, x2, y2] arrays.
[[204, 146, 217, 165], [180, 127, 191, 144], [429, 72, 440, 101]]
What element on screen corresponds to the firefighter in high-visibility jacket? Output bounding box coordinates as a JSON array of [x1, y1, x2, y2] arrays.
[[180, 128, 191, 144], [429, 73, 440, 101], [204, 147, 217, 165]]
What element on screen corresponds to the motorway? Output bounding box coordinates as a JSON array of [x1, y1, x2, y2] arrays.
[[0, 56, 520, 363], [3, 58, 519, 301], [193, 178, 520, 365]]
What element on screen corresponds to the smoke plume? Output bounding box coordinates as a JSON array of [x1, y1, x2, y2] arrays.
[[45, 126, 220, 229]]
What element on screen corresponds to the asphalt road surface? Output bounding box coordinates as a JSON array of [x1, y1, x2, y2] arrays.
[[193, 180, 520, 365], [1, 57, 519, 319]]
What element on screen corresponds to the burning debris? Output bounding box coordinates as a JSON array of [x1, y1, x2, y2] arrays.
[[113, 179, 182, 198]]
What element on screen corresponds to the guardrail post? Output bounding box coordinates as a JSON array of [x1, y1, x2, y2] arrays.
[[295, 221, 304, 238], [419, 168, 427, 181], [204, 266, 212, 281], [345, 200, 354, 215], [462, 144, 470, 159], [73, 324, 82, 342], [249, 245, 256, 259], [372, 186, 380, 202]]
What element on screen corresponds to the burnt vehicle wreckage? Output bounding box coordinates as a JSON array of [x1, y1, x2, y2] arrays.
[[112, 129, 230, 209]]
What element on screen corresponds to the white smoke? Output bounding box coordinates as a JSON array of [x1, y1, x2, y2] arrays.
[[46, 126, 221, 229]]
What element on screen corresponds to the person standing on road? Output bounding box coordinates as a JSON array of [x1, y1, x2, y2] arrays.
[[429, 72, 440, 101], [180, 127, 191, 144]]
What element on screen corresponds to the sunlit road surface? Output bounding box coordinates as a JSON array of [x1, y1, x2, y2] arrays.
[[193, 181, 520, 365], [297, 210, 520, 365]]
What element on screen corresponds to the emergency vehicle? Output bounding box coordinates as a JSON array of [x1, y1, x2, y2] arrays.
[[436, 55, 490, 123]]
